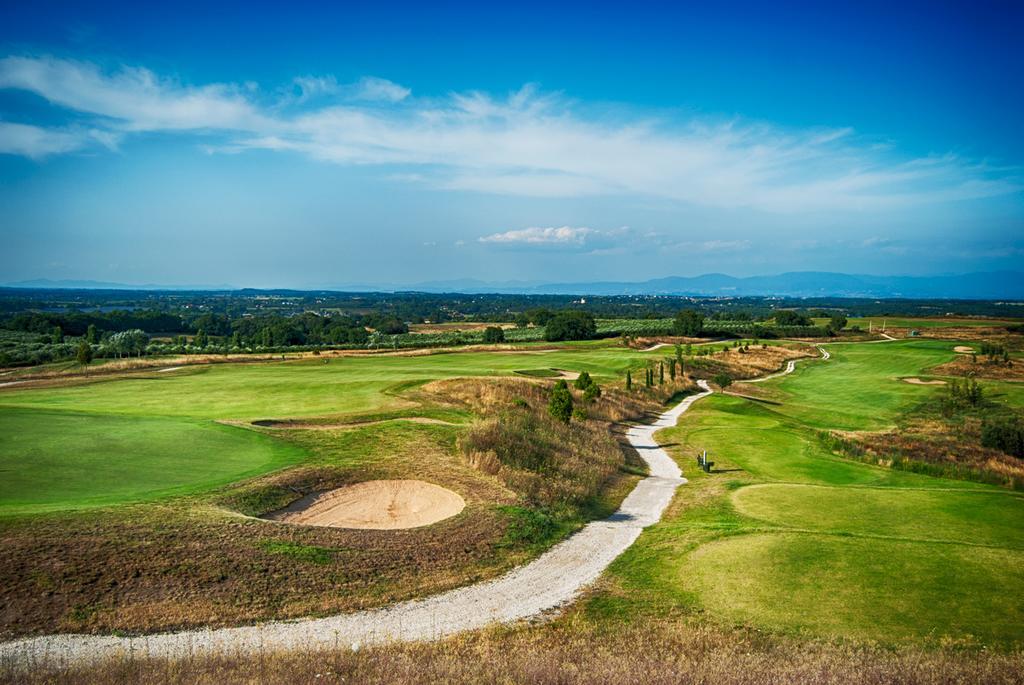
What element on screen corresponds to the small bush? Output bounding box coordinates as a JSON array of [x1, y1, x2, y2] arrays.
[[982, 415, 1024, 458], [548, 380, 574, 423]]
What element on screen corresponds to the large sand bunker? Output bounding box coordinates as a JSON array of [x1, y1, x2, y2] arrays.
[[265, 480, 465, 530], [954, 346, 975, 354], [902, 377, 947, 385]]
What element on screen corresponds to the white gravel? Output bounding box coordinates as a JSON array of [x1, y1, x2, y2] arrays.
[[0, 382, 714, 669]]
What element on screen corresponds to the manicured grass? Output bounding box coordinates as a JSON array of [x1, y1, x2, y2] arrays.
[[683, 533, 1024, 643], [0, 346, 656, 513], [593, 338, 1024, 646], [767, 339, 960, 430], [733, 483, 1024, 548], [0, 408, 305, 514], [0, 348, 649, 420], [514, 368, 563, 378]]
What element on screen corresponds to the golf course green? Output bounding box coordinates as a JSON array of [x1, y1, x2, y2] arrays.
[[0, 345, 656, 514], [601, 338, 1024, 645]]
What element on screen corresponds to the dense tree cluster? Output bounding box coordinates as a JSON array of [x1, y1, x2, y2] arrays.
[[544, 311, 596, 341], [673, 309, 704, 336]]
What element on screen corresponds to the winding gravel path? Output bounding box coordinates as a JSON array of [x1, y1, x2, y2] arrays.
[[740, 346, 830, 384], [0, 382, 714, 669]]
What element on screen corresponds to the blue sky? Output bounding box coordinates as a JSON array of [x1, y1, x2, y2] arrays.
[[1, 0, 1022, 287]]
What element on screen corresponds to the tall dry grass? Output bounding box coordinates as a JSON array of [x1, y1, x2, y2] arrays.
[[5, 621, 1021, 685]]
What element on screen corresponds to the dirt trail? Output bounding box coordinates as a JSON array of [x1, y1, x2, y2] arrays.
[[0, 382, 713, 667]]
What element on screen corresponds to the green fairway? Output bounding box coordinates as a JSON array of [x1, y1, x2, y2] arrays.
[[0, 348, 649, 420], [766, 339, 959, 430], [598, 338, 1024, 646], [0, 408, 305, 514], [0, 346, 660, 514], [683, 533, 1024, 643]]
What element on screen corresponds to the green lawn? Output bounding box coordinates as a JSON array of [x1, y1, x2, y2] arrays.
[[0, 408, 305, 514], [766, 339, 960, 430], [0, 346, 657, 514], [595, 339, 1024, 646]]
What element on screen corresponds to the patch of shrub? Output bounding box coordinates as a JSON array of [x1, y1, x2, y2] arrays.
[[982, 415, 1024, 458], [482, 326, 505, 344]]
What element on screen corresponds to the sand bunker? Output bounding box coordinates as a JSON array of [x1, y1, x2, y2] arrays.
[[902, 377, 947, 385], [265, 480, 465, 530], [954, 346, 975, 354]]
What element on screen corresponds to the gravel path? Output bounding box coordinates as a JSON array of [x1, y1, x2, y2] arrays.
[[0, 382, 714, 669], [740, 346, 829, 384]]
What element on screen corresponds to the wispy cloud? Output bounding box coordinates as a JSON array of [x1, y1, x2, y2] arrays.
[[479, 226, 593, 245], [0, 121, 117, 159], [351, 76, 410, 103], [0, 54, 1020, 213]]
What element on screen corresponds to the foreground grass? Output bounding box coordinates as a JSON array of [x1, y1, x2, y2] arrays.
[[4, 621, 1022, 685]]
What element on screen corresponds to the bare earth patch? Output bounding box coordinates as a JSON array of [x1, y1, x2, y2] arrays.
[[902, 377, 947, 385], [265, 480, 465, 530]]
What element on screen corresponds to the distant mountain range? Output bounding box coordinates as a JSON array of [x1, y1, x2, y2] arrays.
[[2, 279, 237, 291], [4, 271, 1023, 300]]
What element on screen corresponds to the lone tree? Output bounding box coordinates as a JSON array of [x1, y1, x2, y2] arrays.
[[673, 309, 705, 337], [86, 324, 99, 344], [548, 379, 574, 423], [574, 370, 594, 390], [713, 372, 733, 388], [668, 358, 677, 380], [482, 326, 505, 344], [583, 382, 602, 403], [76, 340, 93, 365], [659, 362, 665, 384], [544, 311, 597, 342], [626, 370, 632, 390], [829, 313, 848, 333]]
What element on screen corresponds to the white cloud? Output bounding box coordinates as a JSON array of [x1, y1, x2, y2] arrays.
[[0, 54, 1019, 213], [351, 76, 410, 103], [0, 55, 266, 131], [290, 75, 340, 103], [479, 226, 593, 245], [0, 121, 112, 159]]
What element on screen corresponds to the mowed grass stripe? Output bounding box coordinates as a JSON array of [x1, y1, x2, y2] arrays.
[[682, 533, 1024, 643], [0, 408, 305, 514]]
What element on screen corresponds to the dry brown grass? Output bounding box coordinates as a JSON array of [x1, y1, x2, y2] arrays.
[[426, 378, 665, 516], [5, 620, 1022, 685], [930, 356, 1024, 381], [832, 418, 1024, 490]]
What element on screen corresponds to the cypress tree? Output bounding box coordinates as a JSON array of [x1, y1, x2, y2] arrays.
[[626, 370, 632, 390], [659, 362, 664, 384], [548, 379, 573, 423]]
